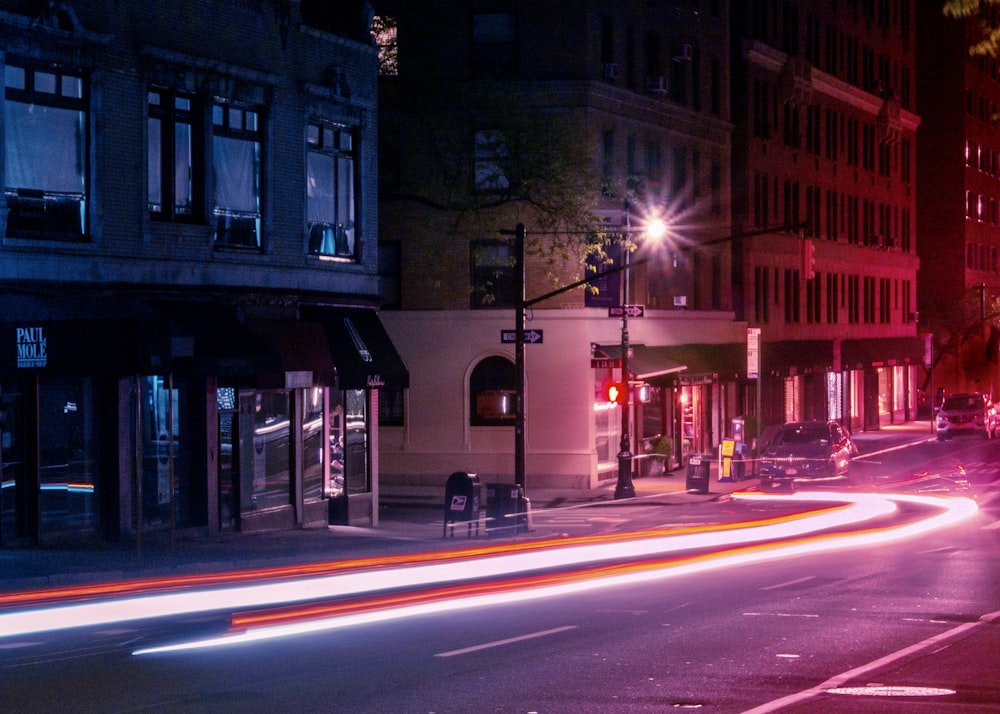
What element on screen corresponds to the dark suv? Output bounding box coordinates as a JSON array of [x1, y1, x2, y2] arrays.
[[936, 392, 997, 441], [759, 421, 858, 490]]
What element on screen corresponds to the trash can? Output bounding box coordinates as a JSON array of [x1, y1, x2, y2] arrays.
[[443, 471, 480, 538], [685, 454, 711, 494], [486, 482, 528, 534], [328, 492, 349, 525]]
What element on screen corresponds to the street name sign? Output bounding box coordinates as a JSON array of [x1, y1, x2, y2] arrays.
[[590, 358, 621, 369], [608, 304, 645, 318], [501, 329, 543, 344]]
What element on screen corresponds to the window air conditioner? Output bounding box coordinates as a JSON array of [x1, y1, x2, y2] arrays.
[[674, 44, 693, 62], [673, 295, 687, 308], [603, 62, 618, 79], [646, 75, 667, 94]]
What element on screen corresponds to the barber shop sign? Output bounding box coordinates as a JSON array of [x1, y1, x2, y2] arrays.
[[16, 326, 47, 368]]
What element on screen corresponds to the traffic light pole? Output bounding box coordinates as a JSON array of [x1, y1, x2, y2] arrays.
[[502, 224, 645, 493], [614, 239, 636, 499], [514, 223, 526, 489]]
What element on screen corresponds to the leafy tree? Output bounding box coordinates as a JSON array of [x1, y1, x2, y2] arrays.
[[943, 1, 1000, 55]]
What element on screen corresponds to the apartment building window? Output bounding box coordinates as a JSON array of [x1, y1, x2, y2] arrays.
[[806, 273, 821, 323], [846, 117, 859, 166], [4, 60, 87, 242], [782, 180, 800, 230], [711, 160, 722, 216], [148, 88, 200, 222], [826, 273, 839, 323], [863, 276, 876, 324], [805, 185, 820, 237], [848, 275, 860, 324], [472, 12, 516, 76], [470, 356, 516, 426], [782, 104, 800, 149], [824, 108, 838, 159], [753, 80, 770, 138], [901, 138, 911, 183], [825, 190, 838, 240], [879, 278, 891, 323], [754, 265, 770, 323], [471, 239, 515, 309], [307, 121, 358, 259], [805, 105, 820, 155], [474, 130, 509, 193], [212, 101, 261, 249], [783, 269, 800, 323], [602, 129, 614, 192], [753, 172, 767, 227], [862, 124, 875, 172]]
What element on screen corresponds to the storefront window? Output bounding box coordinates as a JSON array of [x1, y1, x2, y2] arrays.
[[302, 387, 325, 502], [0, 383, 22, 546], [140, 375, 191, 528], [38, 377, 98, 543], [344, 389, 368, 495], [246, 390, 290, 511]]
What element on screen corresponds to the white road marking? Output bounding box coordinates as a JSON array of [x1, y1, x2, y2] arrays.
[[983, 519, 1000, 530], [434, 625, 578, 658], [742, 608, 1000, 713], [760, 576, 817, 591]]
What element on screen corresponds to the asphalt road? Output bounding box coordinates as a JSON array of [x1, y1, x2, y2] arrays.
[[1, 438, 998, 713]]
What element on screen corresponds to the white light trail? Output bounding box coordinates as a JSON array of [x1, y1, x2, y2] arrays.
[[0, 492, 976, 650], [132, 493, 977, 654]]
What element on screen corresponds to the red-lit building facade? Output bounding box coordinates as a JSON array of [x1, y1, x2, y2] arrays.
[[730, 0, 922, 434], [917, 2, 1000, 399]]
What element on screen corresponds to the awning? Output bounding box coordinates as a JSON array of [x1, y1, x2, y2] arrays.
[[840, 336, 924, 369], [302, 306, 410, 390], [246, 319, 337, 387], [598, 344, 687, 386], [155, 301, 282, 380], [762, 339, 834, 375], [0, 294, 166, 377], [656, 343, 745, 379]]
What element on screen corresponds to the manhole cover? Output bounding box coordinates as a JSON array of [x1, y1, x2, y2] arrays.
[[826, 685, 955, 697]]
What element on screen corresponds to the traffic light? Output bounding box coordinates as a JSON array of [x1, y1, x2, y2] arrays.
[[605, 382, 626, 403], [800, 238, 816, 280]]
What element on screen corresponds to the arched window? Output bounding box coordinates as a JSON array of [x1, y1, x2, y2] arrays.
[[469, 356, 516, 426]]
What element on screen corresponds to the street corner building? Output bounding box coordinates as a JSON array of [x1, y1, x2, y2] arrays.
[[0, 1, 409, 548]]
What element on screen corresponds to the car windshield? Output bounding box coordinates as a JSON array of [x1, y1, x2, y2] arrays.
[[773, 426, 828, 446], [943, 396, 982, 411]]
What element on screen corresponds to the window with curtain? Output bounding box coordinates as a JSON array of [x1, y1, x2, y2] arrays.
[[4, 60, 87, 241], [148, 87, 199, 221], [307, 121, 358, 259], [470, 356, 516, 426], [212, 101, 261, 248]]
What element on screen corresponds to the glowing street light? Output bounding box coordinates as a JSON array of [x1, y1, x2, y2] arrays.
[[615, 206, 668, 500]]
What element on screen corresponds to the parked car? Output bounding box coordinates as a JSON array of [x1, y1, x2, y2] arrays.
[[759, 421, 858, 490], [936, 392, 997, 441]]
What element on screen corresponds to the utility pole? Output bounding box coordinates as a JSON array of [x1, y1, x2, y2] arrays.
[[514, 223, 526, 489]]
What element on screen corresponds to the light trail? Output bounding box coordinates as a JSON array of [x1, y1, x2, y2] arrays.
[[133, 492, 978, 654], [0, 492, 975, 650]]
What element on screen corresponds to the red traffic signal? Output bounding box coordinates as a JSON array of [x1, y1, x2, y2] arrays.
[[605, 382, 626, 403]]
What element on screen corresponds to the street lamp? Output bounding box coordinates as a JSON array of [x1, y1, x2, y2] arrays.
[[614, 208, 667, 500]]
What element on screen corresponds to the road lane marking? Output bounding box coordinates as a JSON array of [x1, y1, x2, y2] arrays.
[[742, 608, 1000, 713], [983, 519, 1000, 530], [434, 625, 578, 658], [760, 576, 817, 591]]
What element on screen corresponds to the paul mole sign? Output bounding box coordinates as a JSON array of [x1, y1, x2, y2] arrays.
[[16, 326, 47, 368]]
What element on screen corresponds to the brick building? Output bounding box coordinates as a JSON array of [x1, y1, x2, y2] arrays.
[[917, 2, 1000, 399], [0, 0, 407, 548], [730, 0, 922, 433]]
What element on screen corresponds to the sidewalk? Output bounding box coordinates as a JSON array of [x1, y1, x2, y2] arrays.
[[0, 421, 935, 593]]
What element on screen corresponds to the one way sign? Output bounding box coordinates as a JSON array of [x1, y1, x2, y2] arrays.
[[501, 329, 544, 344]]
